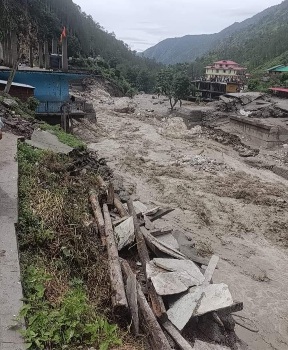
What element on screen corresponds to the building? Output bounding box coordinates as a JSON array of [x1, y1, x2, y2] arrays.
[[205, 60, 247, 82], [0, 70, 86, 114], [0, 80, 34, 101], [267, 65, 288, 75]]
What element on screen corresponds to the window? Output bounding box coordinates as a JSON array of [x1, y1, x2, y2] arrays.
[[216, 69, 219, 73], [223, 70, 226, 73]]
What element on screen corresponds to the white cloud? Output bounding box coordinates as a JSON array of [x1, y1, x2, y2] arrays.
[[73, 0, 283, 51]]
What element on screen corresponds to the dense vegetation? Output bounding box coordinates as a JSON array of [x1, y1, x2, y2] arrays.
[[199, 0, 288, 73], [0, 0, 162, 93], [141, 2, 279, 65]]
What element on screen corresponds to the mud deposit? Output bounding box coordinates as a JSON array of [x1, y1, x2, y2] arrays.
[[73, 88, 288, 350]]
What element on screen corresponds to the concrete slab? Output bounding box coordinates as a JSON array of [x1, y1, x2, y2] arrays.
[[26, 129, 73, 154], [0, 132, 25, 349]]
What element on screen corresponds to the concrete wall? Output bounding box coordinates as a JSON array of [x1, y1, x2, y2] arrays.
[[230, 116, 288, 148]]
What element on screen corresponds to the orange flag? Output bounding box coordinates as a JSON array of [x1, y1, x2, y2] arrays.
[[60, 27, 67, 43]]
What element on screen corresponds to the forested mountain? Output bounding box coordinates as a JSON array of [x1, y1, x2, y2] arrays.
[[0, 0, 162, 93], [141, 1, 283, 66], [198, 0, 288, 72]]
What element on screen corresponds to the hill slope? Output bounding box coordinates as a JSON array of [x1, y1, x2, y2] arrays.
[[200, 0, 288, 71], [141, 1, 283, 65]]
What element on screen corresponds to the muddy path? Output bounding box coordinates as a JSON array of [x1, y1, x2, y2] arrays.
[[74, 91, 288, 350]]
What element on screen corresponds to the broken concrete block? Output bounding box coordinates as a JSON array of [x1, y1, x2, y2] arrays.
[[167, 283, 233, 331], [26, 129, 73, 154], [153, 258, 204, 283], [151, 271, 201, 296]]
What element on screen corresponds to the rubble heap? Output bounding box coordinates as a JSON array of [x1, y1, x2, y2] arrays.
[[89, 176, 244, 350]]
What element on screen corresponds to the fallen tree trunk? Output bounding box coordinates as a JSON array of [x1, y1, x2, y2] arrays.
[[103, 204, 128, 313], [114, 195, 128, 218], [121, 259, 172, 350], [89, 190, 105, 245]]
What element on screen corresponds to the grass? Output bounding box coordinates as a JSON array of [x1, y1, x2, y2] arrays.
[[39, 123, 85, 148], [17, 143, 145, 350]]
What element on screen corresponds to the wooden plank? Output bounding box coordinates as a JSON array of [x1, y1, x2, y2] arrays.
[[103, 204, 128, 313], [148, 281, 168, 321], [127, 199, 150, 269], [203, 255, 219, 286], [121, 259, 172, 350], [162, 320, 193, 350], [126, 273, 139, 335], [143, 206, 160, 216], [114, 216, 135, 250], [89, 190, 105, 245]]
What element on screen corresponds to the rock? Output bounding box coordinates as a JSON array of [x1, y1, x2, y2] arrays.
[[26, 129, 73, 154], [114, 216, 135, 250], [2, 98, 18, 108]]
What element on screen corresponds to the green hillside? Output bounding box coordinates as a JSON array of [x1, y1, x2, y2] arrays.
[[0, 0, 162, 93], [200, 0, 288, 72], [141, 1, 286, 68]]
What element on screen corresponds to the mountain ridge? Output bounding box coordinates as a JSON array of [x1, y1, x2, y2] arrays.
[[141, 1, 283, 65]]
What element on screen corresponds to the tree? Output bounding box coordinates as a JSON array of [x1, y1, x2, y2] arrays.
[[157, 69, 192, 110]]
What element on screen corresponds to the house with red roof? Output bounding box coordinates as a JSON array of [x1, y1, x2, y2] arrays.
[[205, 60, 247, 82]]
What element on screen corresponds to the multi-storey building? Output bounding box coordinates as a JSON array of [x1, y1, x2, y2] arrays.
[[205, 60, 247, 82]]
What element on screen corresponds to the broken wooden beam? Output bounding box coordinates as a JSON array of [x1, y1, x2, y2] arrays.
[[127, 198, 150, 268], [148, 280, 168, 321], [121, 259, 172, 350], [89, 190, 105, 245], [126, 273, 139, 335], [114, 195, 128, 218], [162, 320, 193, 350], [103, 204, 128, 313]]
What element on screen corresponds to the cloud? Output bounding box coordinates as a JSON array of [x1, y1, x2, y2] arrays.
[[74, 0, 283, 51]]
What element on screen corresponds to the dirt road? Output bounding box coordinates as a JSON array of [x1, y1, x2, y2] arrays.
[[74, 88, 288, 350]]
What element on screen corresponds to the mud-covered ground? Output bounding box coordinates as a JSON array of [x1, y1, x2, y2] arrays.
[[73, 84, 288, 350]]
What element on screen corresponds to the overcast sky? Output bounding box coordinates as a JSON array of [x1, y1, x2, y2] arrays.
[[74, 0, 282, 52]]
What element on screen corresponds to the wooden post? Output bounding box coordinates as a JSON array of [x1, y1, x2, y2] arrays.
[[127, 199, 150, 269], [44, 40, 49, 69], [103, 204, 128, 313], [89, 190, 106, 245], [38, 42, 43, 69], [61, 35, 68, 72], [52, 38, 57, 54]]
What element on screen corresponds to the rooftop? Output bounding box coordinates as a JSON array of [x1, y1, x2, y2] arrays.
[[0, 79, 35, 89], [269, 87, 288, 93]]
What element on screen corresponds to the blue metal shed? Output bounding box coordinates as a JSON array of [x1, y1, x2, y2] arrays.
[[0, 70, 87, 114]]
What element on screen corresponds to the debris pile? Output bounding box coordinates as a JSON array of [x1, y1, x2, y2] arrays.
[[218, 92, 288, 118], [158, 118, 202, 139], [171, 155, 231, 172], [89, 177, 244, 349]]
